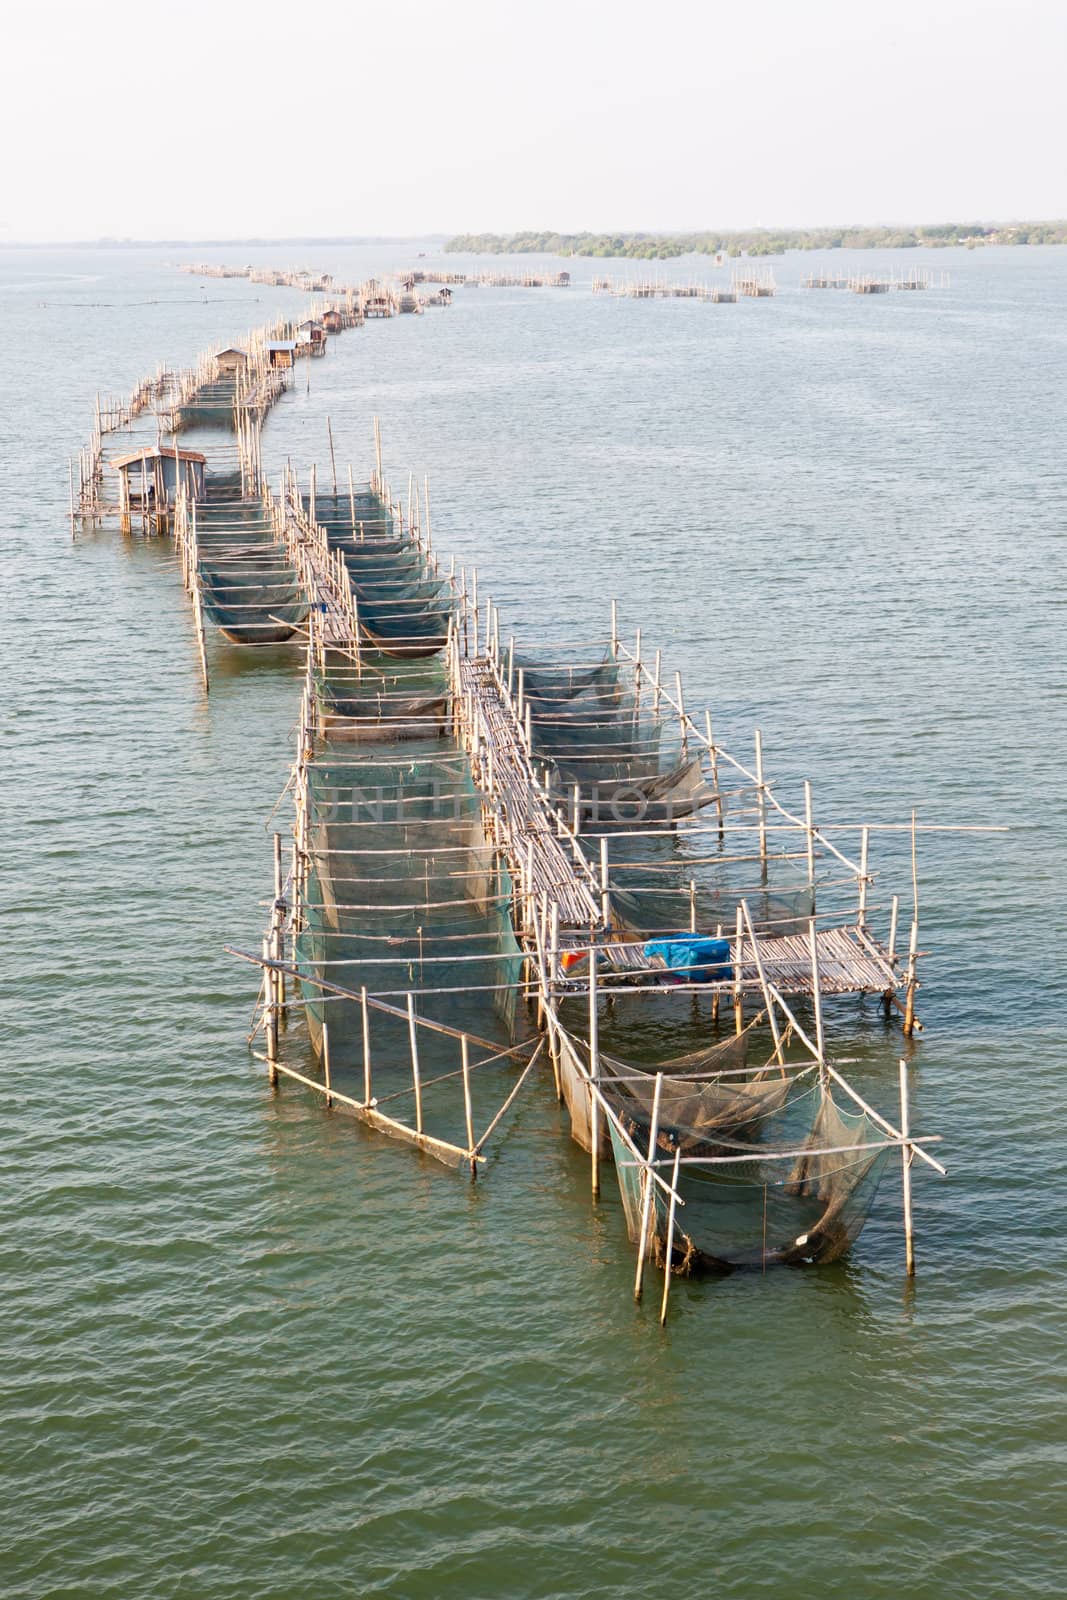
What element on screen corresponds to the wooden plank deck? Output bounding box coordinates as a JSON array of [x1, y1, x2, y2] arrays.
[[555, 922, 897, 995], [457, 655, 602, 926]]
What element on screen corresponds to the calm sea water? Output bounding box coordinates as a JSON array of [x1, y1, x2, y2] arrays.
[[2, 242, 1065, 1599]]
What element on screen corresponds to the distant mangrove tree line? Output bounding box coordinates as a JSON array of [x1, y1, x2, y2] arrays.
[[445, 223, 1067, 259]]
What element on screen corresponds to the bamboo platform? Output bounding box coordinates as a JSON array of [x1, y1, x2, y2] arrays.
[[571, 920, 896, 992], [454, 651, 602, 927]]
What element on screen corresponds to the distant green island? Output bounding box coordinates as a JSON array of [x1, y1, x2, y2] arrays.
[[446, 223, 1067, 259]]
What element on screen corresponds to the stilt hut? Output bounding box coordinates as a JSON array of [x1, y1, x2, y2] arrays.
[[214, 347, 248, 377], [266, 340, 297, 370], [111, 445, 206, 530], [295, 319, 327, 355]]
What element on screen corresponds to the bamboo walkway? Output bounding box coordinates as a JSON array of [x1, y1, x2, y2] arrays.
[[454, 650, 602, 927]]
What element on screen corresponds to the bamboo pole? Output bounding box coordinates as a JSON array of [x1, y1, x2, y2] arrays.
[[904, 810, 921, 1035], [755, 729, 767, 869], [263, 935, 278, 1083], [361, 985, 372, 1105], [740, 901, 784, 1064], [899, 1058, 915, 1274], [659, 1146, 682, 1326], [273, 831, 286, 1011], [634, 1072, 664, 1301], [326, 417, 337, 495], [408, 993, 423, 1134], [903, 918, 920, 1036], [461, 1034, 475, 1177], [191, 580, 209, 693], [322, 1020, 334, 1106], [858, 825, 870, 925], [808, 920, 826, 1068], [705, 710, 724, 840], [589, 952, 600, 1198]]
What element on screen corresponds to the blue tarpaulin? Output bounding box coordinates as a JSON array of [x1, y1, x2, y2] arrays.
[[642, 936, 732, 983]]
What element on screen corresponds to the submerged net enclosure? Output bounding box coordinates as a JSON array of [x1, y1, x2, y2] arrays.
[[554, 1004, 802, 1158], [270, 484, 539, 1167], [304, 489, 454, 658], [517, 646, 815, 940], [196, 491, 308, 644], [292, 714, 531, 1160], [607, 1080, 894, 1271]]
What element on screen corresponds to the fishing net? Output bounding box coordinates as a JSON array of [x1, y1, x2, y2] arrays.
[[609, 879, 815, 939], [293, 728, 526, 1149], [195, 498, 307, 643], [315, 652, 450, 741], [199, 556, 307, 642], [175, 377, 239, 431], [305, 491, 455, 657], [517, 649, 814, 939], [608, 1083, 892, 1271], [560, 1021, 795, 1157]]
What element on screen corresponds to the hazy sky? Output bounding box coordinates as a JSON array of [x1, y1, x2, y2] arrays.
[[2, 0, 1063, 240]]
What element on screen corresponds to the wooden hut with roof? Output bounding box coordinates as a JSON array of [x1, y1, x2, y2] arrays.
[[266, 340, 297, 370], [214, 346, 248, 377], [110, 445, 206, 529]]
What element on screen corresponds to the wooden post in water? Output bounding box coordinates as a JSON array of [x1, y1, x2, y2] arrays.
[[808, 919, 826, 1070], [712, 922, 723, 1024], [461, 1034, 476, 1178], [634, 1072, 664, 1302], [610, 599, 618, 657], [705, 710, 724, 841], [903, 917, 920, 1037], [322, 1020, 333, 1107], [733, 904, 744, 1033], [904, 810, 921, 1036], [858, 825, 870, 926], [272, 832, 286, 1012], [361, 985, 372, 1105], [600, 836, 611, 929], [263, 935, 278, 1085], [407, 993, 423, 1134], [804, 780, 816, 901], [589, 952, 600, 1199], [675, 672, 688, 756], [754, 729, 767, 873], [659, 1147, 682, 1326], [899, 1058, 915, 1274]]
